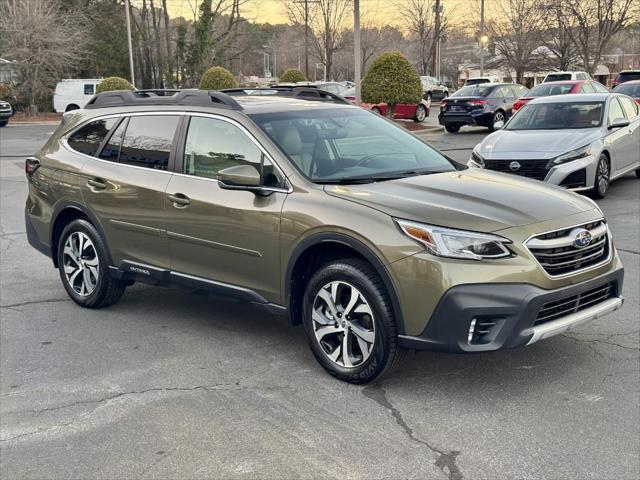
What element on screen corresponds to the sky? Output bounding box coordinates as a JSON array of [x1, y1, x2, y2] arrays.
[[161, 0, 472, 26]]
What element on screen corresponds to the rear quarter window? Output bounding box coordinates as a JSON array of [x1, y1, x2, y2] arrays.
[[67, 118, 119, 156]]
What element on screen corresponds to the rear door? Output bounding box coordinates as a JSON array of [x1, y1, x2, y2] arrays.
[[617, 96, 640, 169], [80, 113, 181, 268], [604, 97, 633, 174], [164, 114, 288, 302]]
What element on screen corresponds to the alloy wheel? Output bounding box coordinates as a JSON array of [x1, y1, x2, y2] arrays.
[[416, 105, 427, 122], [597, 158, 609, 196], [311, 281, 376, 368], [494, 111, 505, 123], [62, 232, 99, 296]]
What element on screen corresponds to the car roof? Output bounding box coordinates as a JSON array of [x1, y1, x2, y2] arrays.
[[528, 93, 611, 104], [234, 95, 354, 114], [545, 71, 586, 75], [535, 80, 583, 85]]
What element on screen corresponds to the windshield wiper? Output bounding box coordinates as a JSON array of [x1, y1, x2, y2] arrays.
[[318, 169, 448, 185]]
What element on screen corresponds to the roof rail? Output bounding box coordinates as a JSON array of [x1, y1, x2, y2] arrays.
[[84, 89, 243, 110], [221, 86, 350, 105]]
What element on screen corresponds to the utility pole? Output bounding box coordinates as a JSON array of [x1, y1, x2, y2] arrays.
[[124, 0, 136, 87], [304, 0, 309, 79], [479, 0, 485, 77], [354, 0, 361, 104], [430, 0, 442, 79]]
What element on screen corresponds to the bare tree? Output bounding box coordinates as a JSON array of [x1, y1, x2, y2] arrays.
[[287, 0, 350, 80], [564, 0, 637, 74], [538, 0, 580, 70], [484, 0, 545, 83], [394, 0, 434, 75], [0, 0, 88, 112]]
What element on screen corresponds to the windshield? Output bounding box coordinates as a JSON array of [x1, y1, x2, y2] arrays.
[[465, 79, 490, 85], [545, 74, 572, 82], [527, 83, 575, 97], [249, 108, 456, 183], [506, 102, 604, 130], [613, 83, 640, 96], [451, 85, 492, 97]]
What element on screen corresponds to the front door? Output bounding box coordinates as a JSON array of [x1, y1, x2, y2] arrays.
[[80, 114, 181, 268], [604, 97, 634, 174], [165, 114, 288, 303]]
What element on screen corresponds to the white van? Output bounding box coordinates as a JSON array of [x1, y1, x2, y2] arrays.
[[542, 71, 592, 83], [53, 79, 102, 112]]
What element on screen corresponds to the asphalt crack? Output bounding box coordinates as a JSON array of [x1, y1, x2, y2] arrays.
[[1, 383, 240, 443], [561, 332, 638, 352], [616, 248, 639, 255], [0, 298, 70, 310], [363, 384, 463, 480]]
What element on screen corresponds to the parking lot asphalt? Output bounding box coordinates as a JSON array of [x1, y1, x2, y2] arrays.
[[1, 124, 639, 479]]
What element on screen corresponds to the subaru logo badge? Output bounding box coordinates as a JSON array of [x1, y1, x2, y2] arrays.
[[509, 161, 521, 171], [571, 228, 592, 248]]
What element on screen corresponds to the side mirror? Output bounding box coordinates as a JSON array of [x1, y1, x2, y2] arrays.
[[218, 165, 261, 188], [493, 120, 505, 130], [609, 117, 629, 130]]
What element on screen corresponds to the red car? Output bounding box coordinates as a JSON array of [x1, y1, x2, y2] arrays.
[[512, 80, 609, 113], [612, 80, 640, 105], [342, 87, 430, 122]]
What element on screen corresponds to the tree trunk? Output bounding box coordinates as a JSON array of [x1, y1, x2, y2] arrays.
[[161, 0, 173, 87]]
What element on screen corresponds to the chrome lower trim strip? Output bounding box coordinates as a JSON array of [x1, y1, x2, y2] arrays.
[[525, 296, 623, 345]]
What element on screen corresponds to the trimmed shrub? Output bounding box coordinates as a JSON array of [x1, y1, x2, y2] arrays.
[[279, 68, 306, 83], [96, 76, 135, 94], [361, 51, 423, 118], [199, 66, 237, 90]]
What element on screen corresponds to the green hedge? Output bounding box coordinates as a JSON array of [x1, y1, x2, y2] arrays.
[[96, 76, 134, 94], [199, 66, 237, 90], [361, 52, 422, 116], [279, 69, 306, 83]]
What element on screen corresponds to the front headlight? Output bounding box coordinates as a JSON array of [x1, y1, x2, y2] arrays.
[[396, 220, 512, 260], [468, 148, 485, 168], [551, 144, 592, 166]]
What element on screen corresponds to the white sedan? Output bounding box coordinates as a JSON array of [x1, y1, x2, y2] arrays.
[[469, 93, 640, 197]]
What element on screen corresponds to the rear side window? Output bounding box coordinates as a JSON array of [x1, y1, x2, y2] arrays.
[[581, 83, 595, 93], [592, 82, 609, 93], [84, 84, 95, 95], [118, 116, 180, 170], [67, 118, 119, 156]]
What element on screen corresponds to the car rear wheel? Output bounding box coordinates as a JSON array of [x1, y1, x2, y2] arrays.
[[302, 259, 404, 384], [414, 104, 427, 122], [445, 124, 460, 133], [57, 219, 126, 308], [635, 168, 640, 179], [591, 154, 610, 199], [371, 107, 382, 115], [0, 120, 7, 127], [488, 110, 505, 132]]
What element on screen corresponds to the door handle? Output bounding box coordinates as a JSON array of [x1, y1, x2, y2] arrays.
[[168, 193, 191, 208], [87, 177, 107, 190]]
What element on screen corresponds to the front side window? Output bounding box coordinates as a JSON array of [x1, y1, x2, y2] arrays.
[[528, 83, 575, 97], [118, 115, 180, 170], [618, 96, 638, 119], [249, 108, 456, 183], [67, 118, 119, 156], [581, 83, 595, 93], [607, 98, 626, 124], [506, 102, 604, 130]]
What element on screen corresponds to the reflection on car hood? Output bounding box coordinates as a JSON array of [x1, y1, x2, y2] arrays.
[[324, 169, 598, 233], [478, 128, 601, 158]]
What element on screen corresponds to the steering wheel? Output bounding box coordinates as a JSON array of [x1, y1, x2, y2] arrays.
[[354, 154, 380, 168]]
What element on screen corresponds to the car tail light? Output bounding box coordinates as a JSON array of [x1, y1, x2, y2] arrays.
[[440, 100, 447, 109], [466, 99, 487, 107], [25, 157, 41, 177]]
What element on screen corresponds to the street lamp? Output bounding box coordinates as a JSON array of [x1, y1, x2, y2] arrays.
[[479, 35, 489, 77]]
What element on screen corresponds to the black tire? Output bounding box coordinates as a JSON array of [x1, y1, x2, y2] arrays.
[[65, 104, 80, 112], [372, 107, 382, 115], [414, 104, 427, 122], [0, 120, 7, 127], [445, 124, 460, 133], [488, 110, 506, 132], [302, 258, 405, 384], [57, 219, 125, 308], [426, 92, 432, 103], [591, 154, 610, 199], [635, 168, 640, 179]]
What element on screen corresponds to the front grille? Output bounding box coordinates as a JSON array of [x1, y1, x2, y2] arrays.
[[535, 282, 616, 326], [526, 220, 610, 277], [483, 159, 549, 181]]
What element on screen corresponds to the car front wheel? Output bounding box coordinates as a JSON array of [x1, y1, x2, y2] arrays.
[[414, 104, 427, 122], [591, 154, 610, 199], [488, 110, 505, 132], [0, 120, 7, 127], [57, 219, 126, 308], [302, 259, 404, 384], [445, 124, 460, 133]]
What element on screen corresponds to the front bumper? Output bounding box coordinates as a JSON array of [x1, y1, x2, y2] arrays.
[[398, 267, 624, 353], [0, 110, 12, 120]]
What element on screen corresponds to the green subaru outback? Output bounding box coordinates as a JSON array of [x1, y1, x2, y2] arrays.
[[25, 87, 624, 383]]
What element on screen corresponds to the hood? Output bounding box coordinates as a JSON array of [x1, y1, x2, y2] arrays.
[[478, 129, 600, 158], [324, 169, 598, 233]]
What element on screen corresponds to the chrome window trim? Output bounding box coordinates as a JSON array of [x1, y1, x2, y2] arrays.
[[61, 110, 293, 193], [523, 218, 613, 279]]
